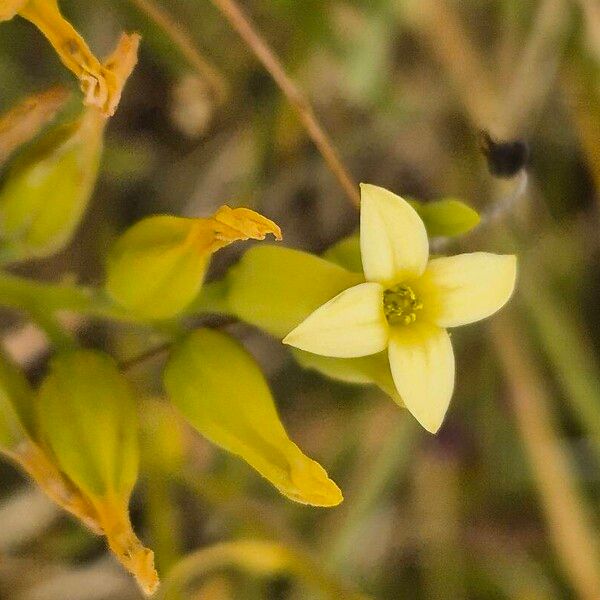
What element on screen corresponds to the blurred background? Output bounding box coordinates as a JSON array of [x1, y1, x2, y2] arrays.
[[1, 0, 600, 598]]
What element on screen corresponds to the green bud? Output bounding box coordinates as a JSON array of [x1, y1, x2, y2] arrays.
[[226, 246, 363, 339], [164, 329, 343, 507], [37, 350, 139, 500], [408, 198, 480, 237], [105, 216, 209, 320], [0, 110, 104, 261], [322, 234, 362, 273], [292, 349, 403, 407], [106, 207, 281, 320], [0, 349, 35, 450]]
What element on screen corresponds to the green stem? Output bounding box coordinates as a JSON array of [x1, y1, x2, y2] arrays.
[[0, 270, 144, 323], [519, 275, 600, 454], [326, 415, 419, 571]]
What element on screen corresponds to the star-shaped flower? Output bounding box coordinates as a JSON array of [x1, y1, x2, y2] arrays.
[[283, 184, 517, 433]]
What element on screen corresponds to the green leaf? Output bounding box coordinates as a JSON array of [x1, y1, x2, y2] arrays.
[[226, 245, 363, 338], [106, 215, 210, 320], [292, 349, 403, 407], [0, 111, 104, 260], [37, 350, 139, 500], [408, 198, 480, 237], [164, 329, 343, 507]]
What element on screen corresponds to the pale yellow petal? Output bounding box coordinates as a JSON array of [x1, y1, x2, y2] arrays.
[[359, 183, 429, 285], [388, 323, 454, 433], [283, 282, 388, 358], [416, 253, 517, 328]]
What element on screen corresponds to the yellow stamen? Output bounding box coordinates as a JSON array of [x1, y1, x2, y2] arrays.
[[383, 284, 423, 326]]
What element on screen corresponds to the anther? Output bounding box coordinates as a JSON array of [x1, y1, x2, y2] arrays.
[[383, 285, 422, 326]]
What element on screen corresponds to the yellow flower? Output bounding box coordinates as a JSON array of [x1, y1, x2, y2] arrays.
[[283, 184, 517, 433], [2, 0, 137, 116]]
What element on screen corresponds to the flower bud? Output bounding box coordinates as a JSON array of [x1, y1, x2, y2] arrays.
[[0, 350, 31, 452], [37, 349, 158, 595], [408, 198, 480, 237], [37, 350, 138, 499], [164, 329, 343, 507], [106, 207, 281, 320], [0, 110, 104, 260], [225, 245, 363, 338]]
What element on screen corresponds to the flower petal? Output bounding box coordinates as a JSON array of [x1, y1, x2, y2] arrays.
[[283, 282, 388, 358], [360, 183, 429, 285], [388, 323, 454, 433], [416, 253, 517, 328]]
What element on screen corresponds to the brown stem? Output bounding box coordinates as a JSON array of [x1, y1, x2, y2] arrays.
[[492, 316, 600, 600], [127, 0, 228, 103], [208, 0, 360, 208]]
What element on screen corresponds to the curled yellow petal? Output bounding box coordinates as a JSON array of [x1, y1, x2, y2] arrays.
[[15, 0, 139, 116], [200, 205, 283, 252]]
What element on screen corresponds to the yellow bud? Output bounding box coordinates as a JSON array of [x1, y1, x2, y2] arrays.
[[106, 207, 281, 320], [164, 329, 343, 507], [0, 109, 104, 260]]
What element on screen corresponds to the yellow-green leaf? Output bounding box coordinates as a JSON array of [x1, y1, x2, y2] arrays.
[[164, 329, 343, 507]]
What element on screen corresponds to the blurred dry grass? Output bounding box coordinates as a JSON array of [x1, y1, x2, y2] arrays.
[[1, 0, 600, 598]]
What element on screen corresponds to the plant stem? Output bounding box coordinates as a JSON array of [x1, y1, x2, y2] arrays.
[[126, 0, 228, 102], [0, 270, 141, 323], [492, 315, 600, 600], [207, 0, 360, 207]]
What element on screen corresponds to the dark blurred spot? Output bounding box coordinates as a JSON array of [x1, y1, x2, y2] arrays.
[[479, 130, 529, 178]]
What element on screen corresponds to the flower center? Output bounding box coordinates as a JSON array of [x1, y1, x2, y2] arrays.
[[383, 284, 422, 326]]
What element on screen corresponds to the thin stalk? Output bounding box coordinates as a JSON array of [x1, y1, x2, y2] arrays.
[[414, 448, 465, 600], [126, 0, 228, 102], [492, 315, 600, 600], [519, 275, 600, 455], [326, 414, 418, 571], [207, 0, 360, 207]]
